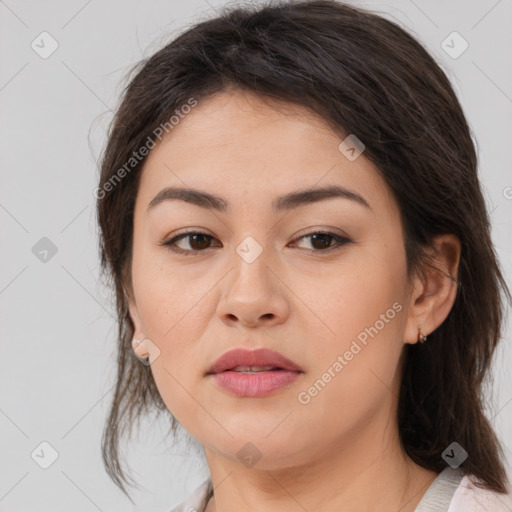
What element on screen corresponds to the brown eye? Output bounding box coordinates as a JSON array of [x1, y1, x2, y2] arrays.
[[292, 232, 352, 252], [162, 230, 351, 256], [186, 233, 212, 250], [163, 232, 219, 255], [309, 233, 335, 250]]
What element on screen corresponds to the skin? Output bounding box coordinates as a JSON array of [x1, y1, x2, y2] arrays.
[[127, 89, 461, 512]]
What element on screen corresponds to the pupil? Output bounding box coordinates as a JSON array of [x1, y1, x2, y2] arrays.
[[311, 234, 331, 250], [191, 234, 210, 250]]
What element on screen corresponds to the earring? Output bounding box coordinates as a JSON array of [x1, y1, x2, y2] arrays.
[[132, 338, 150, 361], [417, 326, 428, 343]]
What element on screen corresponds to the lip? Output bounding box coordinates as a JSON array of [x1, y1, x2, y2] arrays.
[[207, 348, 303, 398], [208, 348, 302, 374]]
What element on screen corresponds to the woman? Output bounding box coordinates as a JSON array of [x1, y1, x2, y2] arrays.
[[96, 1, 512, 510]]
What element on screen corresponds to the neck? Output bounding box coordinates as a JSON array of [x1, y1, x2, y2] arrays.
[[203, 410, 438, 512]]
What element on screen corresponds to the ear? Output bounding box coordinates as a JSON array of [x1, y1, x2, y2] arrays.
[[126, 290, 149, 359], [404, 234, 461, 344]]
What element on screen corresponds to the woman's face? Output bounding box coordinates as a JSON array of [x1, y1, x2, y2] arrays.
[[128, 89, 420, 468]]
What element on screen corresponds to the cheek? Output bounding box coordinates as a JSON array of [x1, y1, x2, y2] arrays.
[[297, 243, 406, 346], [299, 245, 407, 397], [131, 243, 210, 338], [130, 251, 217, 412], [132, 272, 212, 427]]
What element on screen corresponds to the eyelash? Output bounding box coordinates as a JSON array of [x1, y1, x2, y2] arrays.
[[160, 230, 352, 256]]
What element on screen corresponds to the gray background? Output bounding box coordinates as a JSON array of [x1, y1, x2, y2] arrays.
[[1, 0, 511, 510]]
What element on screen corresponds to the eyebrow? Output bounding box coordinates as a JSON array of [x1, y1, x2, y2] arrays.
[[147, 184, 371, 213]]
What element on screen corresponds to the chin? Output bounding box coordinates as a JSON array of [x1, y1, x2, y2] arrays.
[[204, 431, 310, 470]]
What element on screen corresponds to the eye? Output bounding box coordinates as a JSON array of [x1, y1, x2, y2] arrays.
[[160, 230, 352, 256], [291, 231, 352, 252], [161, 231, 219, 255]]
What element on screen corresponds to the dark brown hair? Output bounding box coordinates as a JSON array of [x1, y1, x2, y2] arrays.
[[96, 0, 511, 501]]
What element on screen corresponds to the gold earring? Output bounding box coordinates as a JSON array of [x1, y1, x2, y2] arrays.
[[417, 326, 428, 343], [132, 338, 150, 360]]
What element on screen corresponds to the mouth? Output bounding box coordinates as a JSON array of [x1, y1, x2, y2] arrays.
[[207, 347, 302, 374], [227, 365, 283, 373], [207, 348, 303, 397]]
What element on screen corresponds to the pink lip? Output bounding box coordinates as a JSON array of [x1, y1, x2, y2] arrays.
[[207, 348, 303, 398]]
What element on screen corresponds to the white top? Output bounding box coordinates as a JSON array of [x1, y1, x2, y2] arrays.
[[168, 467, 512, 512]]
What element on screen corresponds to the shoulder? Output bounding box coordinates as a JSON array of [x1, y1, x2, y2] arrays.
[[448, 474, 512, 512], [167, 478, 212, 512]]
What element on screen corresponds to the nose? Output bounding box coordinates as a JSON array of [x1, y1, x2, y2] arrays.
[[216, 243, 290, 329]]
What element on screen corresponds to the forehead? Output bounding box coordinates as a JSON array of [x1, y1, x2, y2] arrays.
[[136, 89, 397, 218]]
